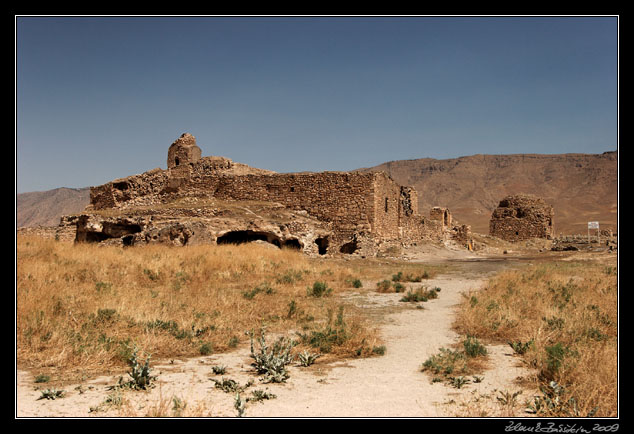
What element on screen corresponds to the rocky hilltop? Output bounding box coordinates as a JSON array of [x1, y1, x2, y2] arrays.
[[17, 150, 617, 236], [361, 152, 617, 235]]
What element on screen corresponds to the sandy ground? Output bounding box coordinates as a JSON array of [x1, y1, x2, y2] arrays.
[[16, 246, 539, 419]]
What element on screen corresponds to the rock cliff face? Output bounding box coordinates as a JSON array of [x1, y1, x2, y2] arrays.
[[72, 200, 334, 255]]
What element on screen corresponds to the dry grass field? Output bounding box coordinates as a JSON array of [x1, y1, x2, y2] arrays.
[[16, 235, 442, 385], [454, 258, 618, 417], [16, 235, 617, 418]]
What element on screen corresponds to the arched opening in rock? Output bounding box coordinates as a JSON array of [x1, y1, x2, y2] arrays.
[[216, 230, 281, 247], [315, 236, 329, 255], [339, 239, 358, 254], [282, 238, 302, 250], [174, 157, 180, 166], [83, 232, 110, 243]]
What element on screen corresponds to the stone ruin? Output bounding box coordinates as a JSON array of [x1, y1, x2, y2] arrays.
[[489, 194, 554, 242], [59, 133, 473, 256]]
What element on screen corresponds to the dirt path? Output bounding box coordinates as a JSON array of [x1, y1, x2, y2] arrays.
[[16, 257, 537, 418]]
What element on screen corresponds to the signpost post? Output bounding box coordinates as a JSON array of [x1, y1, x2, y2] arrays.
[[588, 221, 600, 243]]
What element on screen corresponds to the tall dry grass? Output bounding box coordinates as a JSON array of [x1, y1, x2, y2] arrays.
[[17, 236, 438, 383], [454, 259, 618, 417]]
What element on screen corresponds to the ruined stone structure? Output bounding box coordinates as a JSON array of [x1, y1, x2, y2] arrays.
[[75, 133, 472, 255], [167, 133, 201, 169], [489, 194, 554, 242]]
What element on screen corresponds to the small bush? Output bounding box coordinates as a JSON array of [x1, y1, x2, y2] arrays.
[[298, 350, 321, 367], [376, 280, 392, 292], [544, 342, 575, 378], [249, 329, 296, 383], [509, 339, 534, 355], [298, 305, 348, 353], [400, 287, 439, 303], [247, 389, 277, 403], [34, 374, 50, 384], [213, 377, 252, 393], [463, 336, 487, 358], [96, 308, 118, 322], [422, 348, 466, 376], [372, 345, 387, 356], [243, 282, 275, 299], [123, 347, 157, 390], [37, 388, 65, 400], [199, 342, 213, 355], [392, 282, 406, 293], [211, 365, 227, 375], [307, 281, 332, 297]]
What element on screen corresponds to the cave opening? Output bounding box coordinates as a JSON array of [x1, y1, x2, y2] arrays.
[[216, 230, 281, 247], [339, 239, 358, 254], [314, 236, 329, 255]]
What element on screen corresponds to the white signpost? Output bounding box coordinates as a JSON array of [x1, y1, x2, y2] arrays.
[[588, 221, 600, 243]]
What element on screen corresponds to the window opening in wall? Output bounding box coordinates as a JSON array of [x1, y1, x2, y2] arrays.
[[385, 198, 388, 213], [290, 186, 295, 192], [174, 157, 180, 166]]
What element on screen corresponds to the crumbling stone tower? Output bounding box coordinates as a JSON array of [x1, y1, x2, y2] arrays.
[[167, 133, 202, 169], [489, 194, 554, 242]]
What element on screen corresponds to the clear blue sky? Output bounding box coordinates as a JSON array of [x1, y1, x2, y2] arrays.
[[16, 16, 618, 193]]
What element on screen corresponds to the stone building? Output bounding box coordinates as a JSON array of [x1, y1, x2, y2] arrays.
[[82, 133, 472, 254], [489, 194, 554, 242], [167, 133, 201, 169]]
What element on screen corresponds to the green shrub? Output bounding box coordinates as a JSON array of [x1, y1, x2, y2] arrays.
[[376, 280, 392, 292], [422, 348, 466, 376], [298, 350, 321, 367], [34, 374, 50, 383], [249, 329, 296, 383], [463, 336, 487, 358], [392, 282, 406, 293], [307, 281, 332, 297], [400, 287, 439, 303], [350, 278, 363, 288], [199, 342, 213, 355], [298, 305, 347, 353], [211, 365, 227, 375], [509, 339, 534, 355], [243, 282, 275, 299], [37, 388, 65, 400]]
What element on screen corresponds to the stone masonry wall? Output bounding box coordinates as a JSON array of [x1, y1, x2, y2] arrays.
[[489, 194, 554, 242], [86, 134, 470, 253], [181, 171, 381, 246]]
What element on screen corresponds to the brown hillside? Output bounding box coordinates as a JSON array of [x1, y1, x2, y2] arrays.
[[361, 152, 617, 235], [16, 187, 90, 228]]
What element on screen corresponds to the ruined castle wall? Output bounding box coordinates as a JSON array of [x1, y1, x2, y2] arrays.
[[489, 194, 554, 242], [186, 172, 378, 244], [90, 168, 168, 210], [372, 173, 402, 240]]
